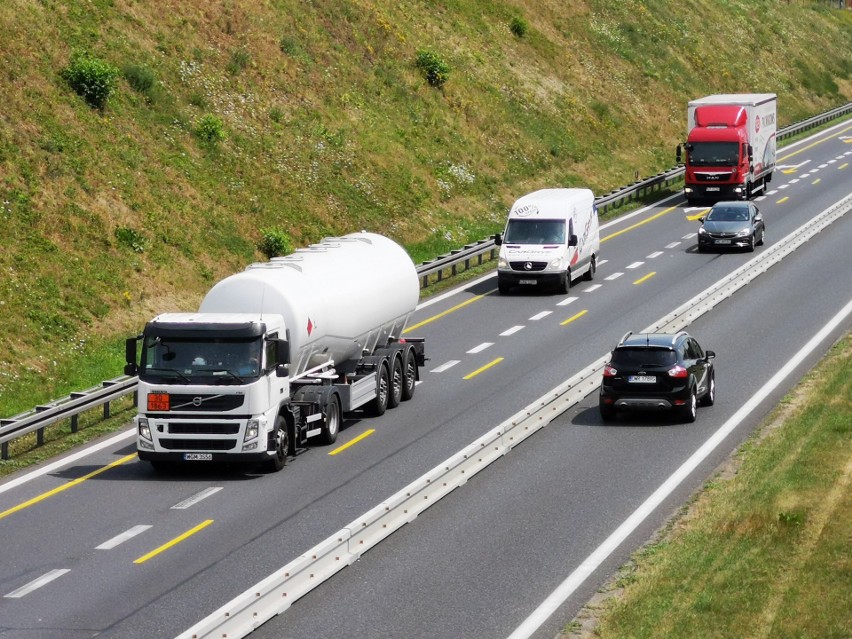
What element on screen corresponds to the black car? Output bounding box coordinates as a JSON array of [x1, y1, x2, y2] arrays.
[[697, 200, 765, 252], [599, 331, 715, 423]]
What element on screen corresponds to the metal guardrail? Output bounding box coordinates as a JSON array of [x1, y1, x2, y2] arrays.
[[2, 102, 850, 459]]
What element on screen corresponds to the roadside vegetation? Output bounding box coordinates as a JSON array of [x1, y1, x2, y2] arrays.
[[1, 1, 851, 417], [564, 333, 852, 639]]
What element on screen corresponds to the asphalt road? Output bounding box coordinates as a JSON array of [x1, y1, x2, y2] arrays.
[[0, 120, 849, 639]]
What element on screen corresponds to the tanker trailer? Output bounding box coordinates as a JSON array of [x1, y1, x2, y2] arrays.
[[124, 232, 426, 471]]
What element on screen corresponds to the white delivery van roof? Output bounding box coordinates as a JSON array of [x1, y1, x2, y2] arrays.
[[509, 188, 594, 219]]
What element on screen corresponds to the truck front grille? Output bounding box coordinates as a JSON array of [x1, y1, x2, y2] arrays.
[[159, 439, 237, 451], [509, 261, 548, 271], [168, 422, 240, 435], [160, 394, 245, 412]]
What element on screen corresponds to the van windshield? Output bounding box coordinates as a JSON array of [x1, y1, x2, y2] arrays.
[[503, 219, 566, 244]]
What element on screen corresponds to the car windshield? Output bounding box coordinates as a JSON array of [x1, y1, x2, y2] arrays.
[[688, 141, 739, 167], [611, 348, 676, 368], [706, 206, 749, 222], [503, 219, 566, 244]]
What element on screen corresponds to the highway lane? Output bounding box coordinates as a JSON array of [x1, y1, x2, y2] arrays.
[[0, 121, 848, 638]]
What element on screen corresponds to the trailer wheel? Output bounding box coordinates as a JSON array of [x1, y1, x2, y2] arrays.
[[401, 347, 417, 401], [320, 394, 341, 444], [368, 362, 390, 416], [388, 355, 403, 409], [265, 417, 289, 472]]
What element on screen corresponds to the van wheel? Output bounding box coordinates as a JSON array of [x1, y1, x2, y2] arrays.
[[401, 347, 417, 401], [497, 277, 510, 295], [560, 269, 571, 293], [583, 256, 596, 281], [368, 362, 390, 416], [387, 355, 403, 409]]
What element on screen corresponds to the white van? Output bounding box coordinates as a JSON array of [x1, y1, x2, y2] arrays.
[[494, 188, 600, 294]]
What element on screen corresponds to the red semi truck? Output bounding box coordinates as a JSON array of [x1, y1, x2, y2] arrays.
[[677, 94, 777, 204]]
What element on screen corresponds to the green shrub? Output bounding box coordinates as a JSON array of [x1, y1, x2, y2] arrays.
[[61, 53, 120, 110], [415, 49, 450, 88], [509, 16, 529, 38], [227, 48, 251, 75], [114, 226, 147, 253], [258, 228, 293, 259], [195, 114, 226, 144], [123, 64, 156, 95]]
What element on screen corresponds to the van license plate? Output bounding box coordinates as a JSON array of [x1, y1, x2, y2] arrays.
[[628, 375, 656, 383], [706, 187, 720, 192], [184, 453, 213, 461], [715, 239, 731, 245], [519, 279, 537, 285]]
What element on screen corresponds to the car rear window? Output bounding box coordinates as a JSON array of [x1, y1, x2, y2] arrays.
[[611, 348, 676, 367]]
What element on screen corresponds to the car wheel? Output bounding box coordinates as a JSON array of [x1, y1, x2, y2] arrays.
[[680, 388, 697, 423], [599, 402, 616, 422], [699, 371, 715, 407], [747, 235, 755, 252], [757, 228, 765, 246]]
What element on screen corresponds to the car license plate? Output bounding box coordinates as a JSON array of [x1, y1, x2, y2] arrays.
[[519, 279, 537, 285], [706, 186, 720, 192], [183, 453, 213, 461], [715, 239, 731, 245], [628, 375, 656, 383]]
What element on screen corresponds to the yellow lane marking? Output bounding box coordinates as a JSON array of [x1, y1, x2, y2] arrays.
[[782, 168, 797, 175], [404, 293, 488, 333], [0, 453, 138, 521], [633, 272, 657, 285], [777, 196, 790, 204], [463, 357, 504, 380], [601, 206, 679, 243], [329, 429, 375, 456], [777, 124, 852, 162], [560, 309, 588, 326], [840, 163, 849, 170], [134, 520, 214, 564], [686, 208, 710, 221], [813, 178, 821, 185]]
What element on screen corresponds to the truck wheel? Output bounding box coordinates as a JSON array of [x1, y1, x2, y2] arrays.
[[265, 417, 289, 472], [560, 269, 571, 294], [387, 355, 403, 409], [368, 362, 390, 417], [497, 277, 510, 295], [401, 348, 417, 401], [320, 394, 341, 444]]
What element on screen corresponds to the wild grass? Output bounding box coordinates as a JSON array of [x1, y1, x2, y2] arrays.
[[0, 0, 850, 419]]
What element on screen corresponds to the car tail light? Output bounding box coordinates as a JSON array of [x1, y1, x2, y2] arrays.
[[667, 365, 688, 378], [603, 364, 617, 377]]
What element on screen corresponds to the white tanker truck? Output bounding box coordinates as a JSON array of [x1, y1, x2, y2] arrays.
[[124, 232, 426, 471]]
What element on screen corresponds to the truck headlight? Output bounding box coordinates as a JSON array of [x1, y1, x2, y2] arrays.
[[549, 257, 563, 269], [244, 419, 260, 442], [497, 256, 508, 269], [138, 417, 152, 441]]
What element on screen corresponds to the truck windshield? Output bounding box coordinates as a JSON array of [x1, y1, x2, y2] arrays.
[[688, 142, 739, 167], [139, 336, 263, 384], [503, 219, 566, 245]]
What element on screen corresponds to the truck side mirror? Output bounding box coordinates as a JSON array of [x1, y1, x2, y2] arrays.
[[493, 233, 502, 246], [568, 234, 578, 247], [124, 337, 138, 376], [676, 144, 682, 164], [747, 144, 753, 162], [276, 339, 290, 366]]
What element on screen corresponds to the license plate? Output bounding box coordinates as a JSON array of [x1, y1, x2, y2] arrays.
[[519, 279, 537, 285], [628, 375, 656, 383], [183, 453, 213, 461], [715, 239, 731, 245], [706, 186, 720, 192]]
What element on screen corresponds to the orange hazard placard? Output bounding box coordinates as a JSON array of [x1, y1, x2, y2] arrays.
[[148, 393, 170, 411]]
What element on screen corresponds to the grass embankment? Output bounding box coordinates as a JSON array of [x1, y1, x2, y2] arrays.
[[565, 333, 852, 639]]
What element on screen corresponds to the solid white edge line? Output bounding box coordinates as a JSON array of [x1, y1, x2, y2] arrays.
[[505, 298, 852, 639], [0, 428, 135, 495]]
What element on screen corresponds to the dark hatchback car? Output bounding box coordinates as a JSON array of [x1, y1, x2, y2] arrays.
[[599, 331, 715, 423], [697, 200, 765, 252]]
